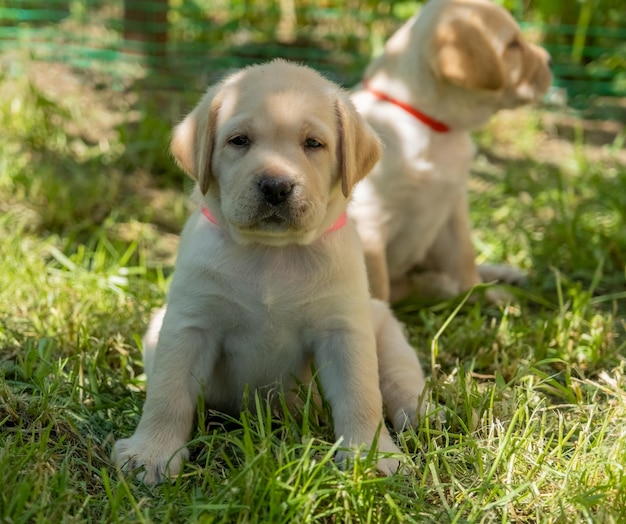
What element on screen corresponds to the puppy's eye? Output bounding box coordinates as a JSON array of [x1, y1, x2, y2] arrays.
[[229, 135, 250, 147], [305, 138, 323, 149], [508, 37, 521, 49]]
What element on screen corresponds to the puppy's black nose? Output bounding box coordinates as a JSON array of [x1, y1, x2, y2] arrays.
[[259, 177, 294, 206]]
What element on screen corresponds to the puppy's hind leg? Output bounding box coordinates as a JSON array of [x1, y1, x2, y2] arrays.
[[370, 299, 427, 432]]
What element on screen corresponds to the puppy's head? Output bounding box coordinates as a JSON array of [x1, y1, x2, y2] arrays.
[[429, 0, 552, 106], [171, 60, 381, 246], [366, 0, 553, 128]]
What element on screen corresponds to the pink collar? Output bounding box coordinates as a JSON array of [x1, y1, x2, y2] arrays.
[[201, 206, 347, 234], [363, 80, 450, 133]]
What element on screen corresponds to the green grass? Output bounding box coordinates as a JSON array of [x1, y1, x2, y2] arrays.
[[1, 61, 625, 523]]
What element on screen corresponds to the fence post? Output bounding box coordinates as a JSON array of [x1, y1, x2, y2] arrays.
[[123, 0, 168, 60]]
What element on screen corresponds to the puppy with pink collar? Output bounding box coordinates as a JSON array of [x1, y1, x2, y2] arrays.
[[112, 61, 427, 484]]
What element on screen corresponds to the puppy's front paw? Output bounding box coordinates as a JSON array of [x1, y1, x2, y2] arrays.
[[391, 400, 445, 432], [391, 406, 421, 432], [335, 435, 404, 476], [112, 435, 189, 485], [375, 434, 406, 475]]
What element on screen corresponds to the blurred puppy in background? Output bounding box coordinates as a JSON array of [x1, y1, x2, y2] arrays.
[[350, 0, 552, 303]]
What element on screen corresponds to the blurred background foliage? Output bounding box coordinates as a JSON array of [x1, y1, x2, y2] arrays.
[[1, 0, 625, 104]]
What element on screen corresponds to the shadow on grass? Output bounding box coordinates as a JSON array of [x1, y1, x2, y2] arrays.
[[472, 146, 625, 301]]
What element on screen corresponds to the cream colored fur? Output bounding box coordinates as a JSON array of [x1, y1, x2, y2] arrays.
[[112, 61, 427, 484], [349, 0, 553, 302]]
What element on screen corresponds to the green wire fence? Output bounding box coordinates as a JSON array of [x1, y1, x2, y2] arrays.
[[1, 0, 625, 104]]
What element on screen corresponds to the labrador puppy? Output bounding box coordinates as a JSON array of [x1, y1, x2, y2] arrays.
[[350, 0, 553, 303], [112, 60, 427, 484]]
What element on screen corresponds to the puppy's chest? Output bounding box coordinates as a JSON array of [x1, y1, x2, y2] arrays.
[[178, 228, 360, 346], [213, 245, 336, 321], [409, 134, 474, 185], [213, 250, 335, 363]]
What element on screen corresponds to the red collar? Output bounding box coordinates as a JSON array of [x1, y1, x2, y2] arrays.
[[201, 206, 347, 234], [363, 80, 450, 133]]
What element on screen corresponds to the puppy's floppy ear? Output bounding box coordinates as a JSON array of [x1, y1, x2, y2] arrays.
[[432, 17, 504, 91], [170, 85, 222, 195], [335, 94, 382, 197]]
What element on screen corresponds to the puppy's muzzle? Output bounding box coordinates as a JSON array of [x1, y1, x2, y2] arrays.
[[259, 176, 295, 206]]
